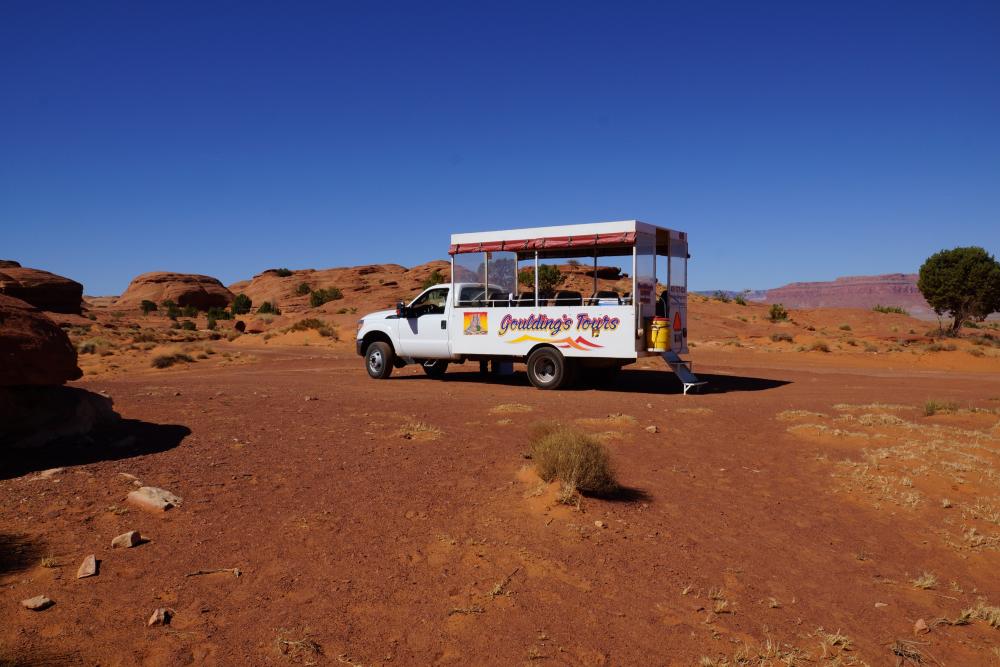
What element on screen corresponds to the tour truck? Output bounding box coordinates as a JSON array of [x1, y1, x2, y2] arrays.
[[355, 220, 705, 393]]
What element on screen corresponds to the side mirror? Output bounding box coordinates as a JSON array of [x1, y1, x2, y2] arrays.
[[395, 301, 407, 317]]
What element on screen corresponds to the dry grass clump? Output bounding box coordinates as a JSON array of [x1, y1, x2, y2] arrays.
[[911, 572, 937, 589], [151, 353, 194, 369], [926, 341, 958, 352], [285, 318, 338, 339], [397, 420, 442, 441], [489, 403, 533, 414], [274, 627, 322, 663], [807, 340, 831, 353], [775, 409, 828, 421], [529, 422, 617, 496], [924, 399, 959, 416], [576, 413, 637, 427], [770, 332, 793, 343]]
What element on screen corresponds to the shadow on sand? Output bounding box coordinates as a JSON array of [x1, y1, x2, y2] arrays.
[[0, 419, 190, 481], [393, 368, 791, 395]]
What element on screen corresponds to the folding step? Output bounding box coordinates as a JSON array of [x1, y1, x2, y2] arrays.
[[661, 350, 707, 395]]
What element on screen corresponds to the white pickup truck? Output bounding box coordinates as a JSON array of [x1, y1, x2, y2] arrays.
[[355, 220, 705, 393]]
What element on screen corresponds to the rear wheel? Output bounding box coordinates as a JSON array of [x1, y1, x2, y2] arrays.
[[526, 347, 568, 390], [365, 341, 394, 379], [422, 360, 449, 378]]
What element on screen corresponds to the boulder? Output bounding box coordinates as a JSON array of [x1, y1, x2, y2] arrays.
[[77, 554, 98, 578], [127, 486, 182, 512], [0, 260, 21, 268], [21, 595, 53, 611], [111, 530, 142, 548], [117, 272, 234, 310], [0, 267, 83, 314], [0, 294, 81, 386]]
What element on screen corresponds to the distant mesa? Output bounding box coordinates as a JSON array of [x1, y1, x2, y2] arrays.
[[117, 272, 234, 310], [0, 266, 83, 314], [764, 273, 933, 318]]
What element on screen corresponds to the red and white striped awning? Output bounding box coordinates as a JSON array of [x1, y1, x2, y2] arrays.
[[448, 231, 637, 255]]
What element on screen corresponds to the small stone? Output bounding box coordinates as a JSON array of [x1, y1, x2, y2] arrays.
[[118, 473, 139, 481], [913, 618, 929, 635], [644, 425, 659, 434], [874, 602, 888, 608], [111, 530, 142, 548], [304, 395, 318, 401], [77, 554, 98, 578], [594, 520, 606, 529], [147, 608, 172, 626], [21, 595, 53, 611], [173, 391, 181, 396], [127, 486, 182, 512]]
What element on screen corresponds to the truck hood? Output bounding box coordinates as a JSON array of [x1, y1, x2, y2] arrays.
[[362, 309, 397, 321]]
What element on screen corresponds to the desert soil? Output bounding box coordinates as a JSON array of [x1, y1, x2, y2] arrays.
[[3, 295, 1000, 665]]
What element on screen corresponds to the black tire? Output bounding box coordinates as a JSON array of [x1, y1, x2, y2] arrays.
[[526, 347, 568, 390], [365, 341, 394, 379], [422, 360, 449, 378]]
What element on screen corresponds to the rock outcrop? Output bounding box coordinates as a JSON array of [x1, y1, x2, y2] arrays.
[[0, 260, 21, 268], [0, 294, 82, 386], [117, 272, 234, 310], [0, 267, 83, 314], [764, 274, 934, 318]]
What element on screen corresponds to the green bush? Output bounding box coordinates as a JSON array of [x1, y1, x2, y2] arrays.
[[140, 300, 157, 315], [873, 304, 909, 315], [839, 323, 852, 331], [770, 332, 793, 343], [295, 282, 311, 296], [422, 269, 446, 289], [712, 290, 731, 303], [258, 301, 281, 315], [918, 247, 1000, 332], [182, 304, 198, 318], [180, 320, 197, 331], [151, 353, 195, 369], [733, 291, 749, 306], [808, 340, 831, 353], [924, 399, 959, 416], [206, 317, 217, 330], [768, 303, 788, 321], [161, 299, 177, 309], [518, 265, 565, 296], [207, 306, 232, 320], [275, 268, 293, 277], [529, 423, 617, 495], [309, 287, 343, 307], [232, 293, 252, 315], [166, 304, 181, 320], [285, 318, 337, 339]]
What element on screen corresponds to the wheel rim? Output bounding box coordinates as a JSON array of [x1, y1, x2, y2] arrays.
[[535, 358, 556, 384], [369, 349, 384, 373]]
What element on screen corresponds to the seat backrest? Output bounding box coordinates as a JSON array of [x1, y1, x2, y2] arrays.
[[552, 290, 583, 306]]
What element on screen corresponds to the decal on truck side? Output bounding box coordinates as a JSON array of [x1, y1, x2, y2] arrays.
[[463, 312, 488, 335]]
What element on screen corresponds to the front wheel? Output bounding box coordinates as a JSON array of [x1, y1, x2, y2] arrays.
[[422, 360, 449, 378], [526, 347, 569, 390], [365, 341, 394, 379]]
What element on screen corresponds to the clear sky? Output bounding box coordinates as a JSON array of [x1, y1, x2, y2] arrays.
[[2, 1, 998, 295]]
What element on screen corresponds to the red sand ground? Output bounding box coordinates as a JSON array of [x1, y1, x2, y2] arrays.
[[3, 277, 1000, 665]]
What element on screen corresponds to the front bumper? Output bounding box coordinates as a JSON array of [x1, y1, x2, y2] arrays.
[[355, 338, 365, 356]]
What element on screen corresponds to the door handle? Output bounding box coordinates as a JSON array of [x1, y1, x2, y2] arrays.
[[441, 320, 447, 330]]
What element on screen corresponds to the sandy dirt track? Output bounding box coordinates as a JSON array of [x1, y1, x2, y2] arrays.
[[3, 344, 1000, 665]]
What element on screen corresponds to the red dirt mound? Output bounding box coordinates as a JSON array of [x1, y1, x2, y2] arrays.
[[0, 266, 83, 314], [117, 272, 234, 310], [0, 294, 81, 385]]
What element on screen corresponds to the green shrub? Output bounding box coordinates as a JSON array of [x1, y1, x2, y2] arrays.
[[258, 301, 281, 315], [768, 303, 788, 321], [295, 282, 311, 296], [275, 268, 293, 277], [712, 290, 731, 303], [422, 269, 446, 289], [151, 353, 194, 369], [770, 332, 793, 343], [182, 304, 198, 318], [180, 320, 197, 331], [161, 299, 177, 309], [140, 300, 157, 315], [839, 323, 852, 331], [166, 304, 181, 320], [518, 265, 565, 295], [529, 423, 617, 495], [207, 306, 232, 320], [132, 330, 158, 343], [309, 288, 343, 308], [808, 340, 830, 353], [286, 318, 337, 339], [733, 291, 748, 306], [206, 317, 217, 330], [232, 293, 252, 315], [872, 304, 909, 315], [926, 342, 957, 352]]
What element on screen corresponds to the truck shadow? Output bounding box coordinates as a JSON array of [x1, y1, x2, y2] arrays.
[[395, 368, 790, 395], [0, 419, 191, 481]]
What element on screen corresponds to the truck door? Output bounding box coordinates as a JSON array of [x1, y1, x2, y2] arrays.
[[397, 286, 451, 359]]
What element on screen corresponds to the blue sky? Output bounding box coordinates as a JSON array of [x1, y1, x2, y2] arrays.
[[2, 1, 998, 295]]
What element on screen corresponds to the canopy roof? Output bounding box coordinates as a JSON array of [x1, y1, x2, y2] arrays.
[[448, 220, 686, 255]]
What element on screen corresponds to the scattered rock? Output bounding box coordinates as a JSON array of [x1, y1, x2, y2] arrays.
[[594, 520, 606, 529], [111, 530, 142, 548], [21, 595, 53, 611], [874, 602, 888, 608], [118, 472, 140, 481], [77, 554, 98, 578], [304, 395, 318, 401], [644, 425, 659, 433], [147, 608, 172, 626], [32, 467, 66, 480], [127, 486, 182, 512], [914, 618, 929, 635]]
